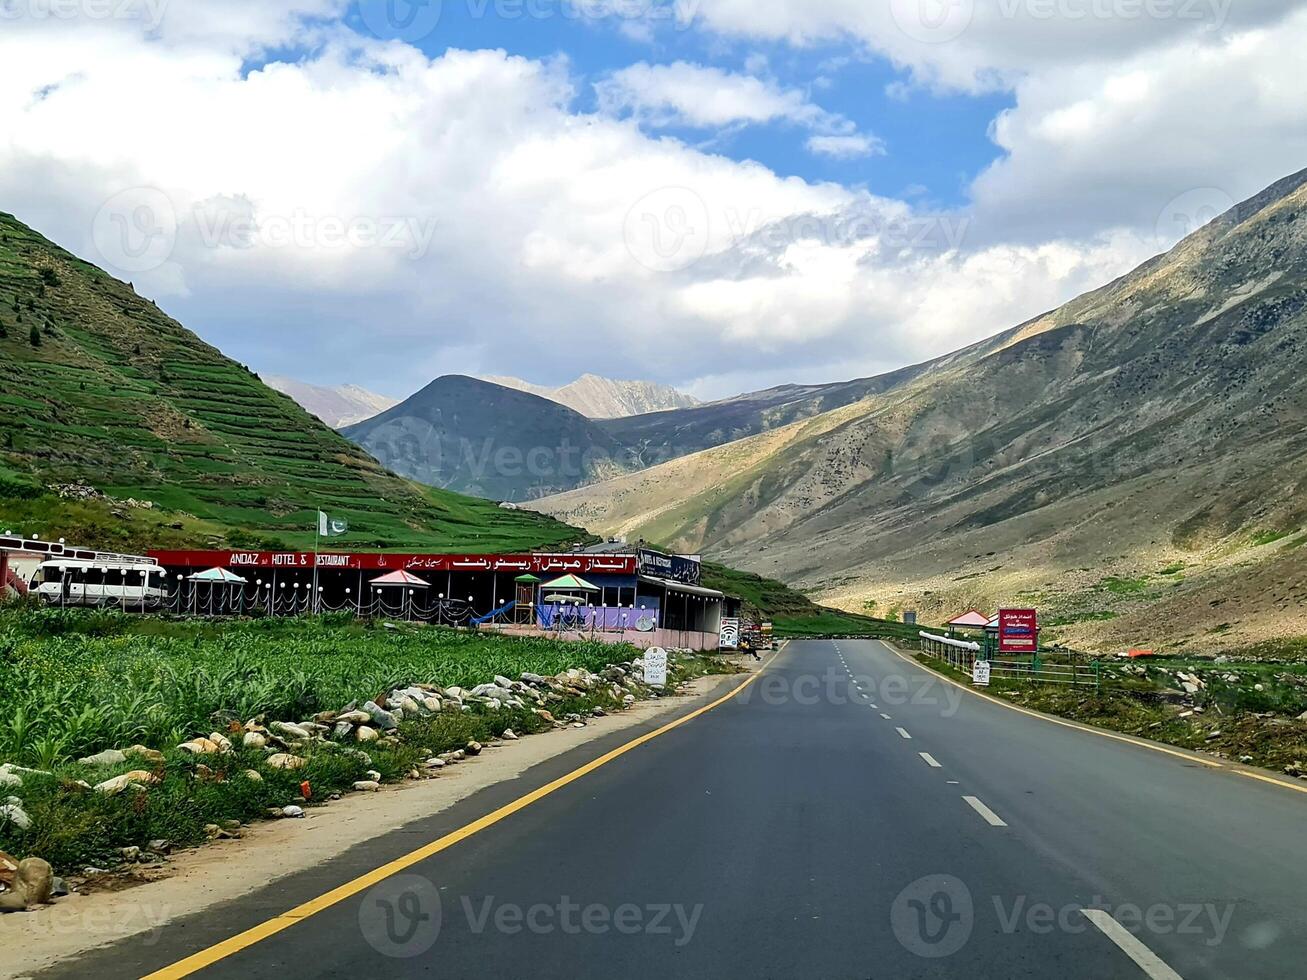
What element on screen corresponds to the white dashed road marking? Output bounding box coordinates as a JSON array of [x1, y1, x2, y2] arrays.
[[1081, 909, 1185, 980], [879, 713, 892, 720], [919, 753, 941, 768], [896, 728, 912, 740], [963, 796, 1007, 827]]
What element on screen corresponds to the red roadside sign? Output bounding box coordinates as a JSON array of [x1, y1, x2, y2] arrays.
[[998, 608, 1039, 654]]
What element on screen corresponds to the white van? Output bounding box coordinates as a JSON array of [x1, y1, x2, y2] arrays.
[[31, 559, 168, 608]]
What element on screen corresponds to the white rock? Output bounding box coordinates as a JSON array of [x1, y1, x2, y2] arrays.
[[423, 697, 442, 713], [271, 722, 310, 741], [243, 769, 263, 783], [423, 758, 446, 769], [266, 753, 307, 770], [282, 805, 305, 818], [352, 781, 381, 792], [355, 726, 380, 743], [78, 749, 128, 766], [502, 729, 519, 740], [0, 801, 31, 830], [0, 770, 21, 789], [365, 769, 382, 782], [243, 731, 268, 749], [363, 701, 399, 731], [178, 737, 226, 755], [93, 771, 159, 795]]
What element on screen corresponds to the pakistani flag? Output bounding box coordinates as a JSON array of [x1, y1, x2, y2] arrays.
[[318, 511, 349, 537]]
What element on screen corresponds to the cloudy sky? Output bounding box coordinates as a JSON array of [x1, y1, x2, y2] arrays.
[[2, 0, 1305, 401]]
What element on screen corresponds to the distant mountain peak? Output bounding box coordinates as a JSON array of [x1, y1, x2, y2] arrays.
[[481, 374, 700, 419], [266, 376, 398, 428]]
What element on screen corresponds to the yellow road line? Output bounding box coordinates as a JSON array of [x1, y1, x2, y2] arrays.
[[1234, 768, 1307, 795], [144, 653, 780, 979], [878, 641, 1224, 769]]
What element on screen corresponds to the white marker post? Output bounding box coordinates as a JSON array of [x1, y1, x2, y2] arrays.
[[643, 647, 669, 688], [972, 660, 991, 687]]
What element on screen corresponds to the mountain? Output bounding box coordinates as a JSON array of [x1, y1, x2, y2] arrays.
[[534, 167, 1307, 654], [482, 374, 700, 418], [342, 376, 638, 501], [347, 368, 936, 502], [0, 212, 582, 554], [265, 376, 398, 428]]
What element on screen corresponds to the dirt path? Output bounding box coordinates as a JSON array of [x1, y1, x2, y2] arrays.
[[0, 669, 749, 979]]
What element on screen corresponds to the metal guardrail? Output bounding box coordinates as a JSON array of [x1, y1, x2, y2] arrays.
[[989, 659, 1101, 688], [919, 631, 1102, 689], [919, 632, 980, 672]]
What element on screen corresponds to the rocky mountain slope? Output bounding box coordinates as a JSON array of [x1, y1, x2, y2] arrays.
[[346, 362, 964, 501], [265, 377, 397, 428], [535, 167, 1307, 654], [482, 374, 700, 418], [0, 212, 581, 554]]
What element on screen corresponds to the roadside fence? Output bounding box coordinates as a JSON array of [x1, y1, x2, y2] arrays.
[[919, 632, 1104, 690]]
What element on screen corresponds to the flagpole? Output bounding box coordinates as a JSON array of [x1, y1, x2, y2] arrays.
[[312, 512, 320, 616]]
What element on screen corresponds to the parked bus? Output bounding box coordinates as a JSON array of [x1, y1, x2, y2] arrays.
[[30, 558, 168, 608]]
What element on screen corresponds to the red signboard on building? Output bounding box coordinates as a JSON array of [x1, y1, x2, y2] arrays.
[[998, 608, 1039, 654], [147, 550, 638, 576]]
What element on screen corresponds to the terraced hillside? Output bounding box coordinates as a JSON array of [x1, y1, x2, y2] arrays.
[[536, 167, 1307, 654], [0, 212, 580, 553]]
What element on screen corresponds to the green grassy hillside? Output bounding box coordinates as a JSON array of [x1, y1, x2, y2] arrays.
[[0, 212, 580, 553], [702, 562, 924, 639]]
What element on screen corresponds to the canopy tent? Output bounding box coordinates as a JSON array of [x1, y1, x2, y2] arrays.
[[947, 610, 991, 629], [539, 573, 601, 609], [370, 570, 431, 588], [188, 567, 247, 584], [514, 573, 543, 584], [539, 574, 599, 593]]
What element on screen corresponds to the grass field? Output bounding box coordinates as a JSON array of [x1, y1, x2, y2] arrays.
[[0, 212, 581, 554], [0, 607, 732, 871], [0, 608, 644, 767]]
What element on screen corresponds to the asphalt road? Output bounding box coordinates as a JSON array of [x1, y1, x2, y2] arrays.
[[40, 639, 1307, 979]]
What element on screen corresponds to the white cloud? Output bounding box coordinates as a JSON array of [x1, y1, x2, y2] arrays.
[[970, 11, 1307, 243], [594, 60, 876, 151], [1, 4, 1300, 405], [677, 0, 1295, 93], [661, 1, 1307, 244], [806, 134, 885, 159]]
